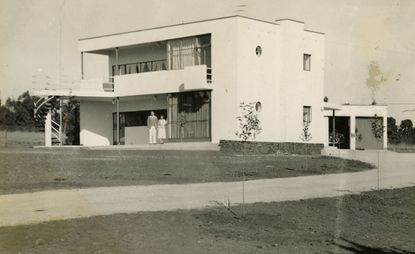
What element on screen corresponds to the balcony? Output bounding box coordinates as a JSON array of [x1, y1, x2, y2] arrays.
[[114, 64, 211, 96], [113, 59, 168, 76]]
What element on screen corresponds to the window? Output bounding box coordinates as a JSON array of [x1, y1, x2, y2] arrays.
[[303, 106, 312, 123], [255, 46, 262, 56], [303, 54, 311, 71]]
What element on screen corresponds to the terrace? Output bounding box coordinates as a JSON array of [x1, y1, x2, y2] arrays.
[[33, 34, 212, 98]]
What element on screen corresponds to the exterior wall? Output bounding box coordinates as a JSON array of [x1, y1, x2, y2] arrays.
[[278, 20, 325, 144], [77, 16, 325, 146], [324, 105, 388, 149], [80, 100, 113, 146], [234, 18, 325, 144], [235, 18, 280, 142]]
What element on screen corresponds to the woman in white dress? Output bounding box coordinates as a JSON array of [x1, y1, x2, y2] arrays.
[[157, 115, 167, 144]]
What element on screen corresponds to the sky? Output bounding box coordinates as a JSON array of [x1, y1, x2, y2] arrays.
[[1, 0, 415, 122]]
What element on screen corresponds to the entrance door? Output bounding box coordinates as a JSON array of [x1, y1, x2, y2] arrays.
[[356, 117, 383, 149], [167, 91, 211, 141]]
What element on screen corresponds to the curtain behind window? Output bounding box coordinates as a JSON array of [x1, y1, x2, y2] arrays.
[[167, 37, 201, 70]]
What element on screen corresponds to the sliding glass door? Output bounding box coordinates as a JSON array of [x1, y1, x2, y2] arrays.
[[168, 91, 211, 141]]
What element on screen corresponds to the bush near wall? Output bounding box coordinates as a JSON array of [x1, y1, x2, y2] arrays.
[[219, 140, 323, 155]]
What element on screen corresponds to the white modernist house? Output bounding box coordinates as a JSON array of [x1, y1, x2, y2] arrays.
[[33, 15, 387, 150], [34, 15, 327, 147]]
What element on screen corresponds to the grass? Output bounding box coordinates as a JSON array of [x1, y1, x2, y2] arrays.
[[0, 186, 414, 253], [388, 143, 415, 153], [0, 148, 373, 195], [0, 130, 43, 148]]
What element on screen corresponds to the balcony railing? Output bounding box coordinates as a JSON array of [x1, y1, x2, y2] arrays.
[[207, 67, 212, 83], [112, 59, 168, 76]]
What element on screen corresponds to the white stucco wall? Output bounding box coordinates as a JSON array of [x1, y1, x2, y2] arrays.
[[234, 18, 325, 144], [277, 20, 325, 144], [235, 18, 280, 142], [80, 100, 114, 146]]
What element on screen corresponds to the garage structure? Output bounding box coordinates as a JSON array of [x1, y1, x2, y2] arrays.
[[324, 104, 388, 150]]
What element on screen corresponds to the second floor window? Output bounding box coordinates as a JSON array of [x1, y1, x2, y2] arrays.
[[303, 54, 311, 71], [167, 35, 211, 70]]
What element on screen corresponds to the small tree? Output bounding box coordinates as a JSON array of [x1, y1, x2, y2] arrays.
[[370, 114, 385, 190], [235, 102, 262, 142], [235, 101, 262, 218], [300, 121, 312, 170]]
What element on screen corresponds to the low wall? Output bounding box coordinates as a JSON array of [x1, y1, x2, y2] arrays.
[[219, 140, 324, 155]]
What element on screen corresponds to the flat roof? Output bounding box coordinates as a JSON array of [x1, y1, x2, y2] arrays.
[[79, 15, 323, 41], [79, 15, 277, 41]]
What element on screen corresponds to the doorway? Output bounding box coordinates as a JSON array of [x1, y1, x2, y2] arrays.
[[328, 116, 350, 149], [167, 91, 211, 141]]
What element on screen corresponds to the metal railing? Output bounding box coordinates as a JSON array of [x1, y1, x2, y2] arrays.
[[112, 59, 168, 76], [207, 67, 212, 83]]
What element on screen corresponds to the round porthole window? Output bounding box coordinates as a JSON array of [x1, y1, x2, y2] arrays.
[[255, 46, 262, 56], [255, 101, 262, 113]]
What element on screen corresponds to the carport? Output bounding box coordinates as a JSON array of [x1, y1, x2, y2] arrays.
[[324, 104, 388, 150]]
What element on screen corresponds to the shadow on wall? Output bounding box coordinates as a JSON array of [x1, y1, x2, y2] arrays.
[[333, 237, 415, 254]]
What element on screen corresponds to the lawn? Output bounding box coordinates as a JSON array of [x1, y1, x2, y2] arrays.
[[388, 143, 415, 153], [0, 148, 373, 195], [0, 187, 413, 253], [0, 131, 43, 148]]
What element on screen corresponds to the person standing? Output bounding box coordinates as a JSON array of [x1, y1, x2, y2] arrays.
[[157, 115, 167, 144], [147, 111, 158, 144]]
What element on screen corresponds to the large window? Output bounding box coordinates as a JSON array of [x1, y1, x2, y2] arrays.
[[167, 34, 211, 70], [303, 53, 311, 71], [303, 106, 312, 123]]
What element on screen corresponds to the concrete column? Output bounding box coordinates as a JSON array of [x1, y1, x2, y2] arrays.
[[332, 110, 336, 147], [81, 52, 84, 80], [59, 97, 63, 146], [350, 116, 356, 150], [45, 110, 52, 147], [115, 47, 119, 76], [116, 97, 120, 145], [383, 116, 388, 149]]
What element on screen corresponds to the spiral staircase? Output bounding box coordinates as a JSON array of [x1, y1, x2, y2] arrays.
[[34, 96, 63, 146]]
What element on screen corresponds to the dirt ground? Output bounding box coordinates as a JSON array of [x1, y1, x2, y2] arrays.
[[0, 187, 414, 254], [0, 148, 373, 194]]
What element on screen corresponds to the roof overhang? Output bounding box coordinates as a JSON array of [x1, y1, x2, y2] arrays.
[[323, 102, 342, 111]]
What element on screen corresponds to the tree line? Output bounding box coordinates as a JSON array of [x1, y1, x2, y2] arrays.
[[387, 117, 415, 144], [0, 91, 80, 145]]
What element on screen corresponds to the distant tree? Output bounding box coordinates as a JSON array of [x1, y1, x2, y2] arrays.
[[62, 98, 80, 145], [399, 119, 413, 144], [387, 117, 400, 144]]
